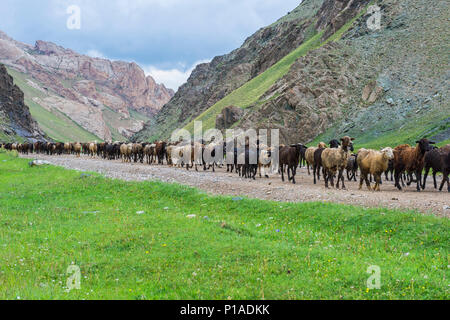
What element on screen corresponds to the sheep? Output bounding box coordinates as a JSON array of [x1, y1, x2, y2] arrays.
[[144, 144, 156, 164], [346, 154, 358, 181], [258, 147, 278, 178], [393, 139, 435, 191], [73, 142, 82, 157], [88, 142, 97, 157], [298, 144, 308, 168], [237, 148, 258, 180], [132, 143, 144, 163], [178, 142, 203, 171], [155, 141, 167, 165], [384, 159, 394, 181], [439, 151, 450, 192], [97, 142, 107, 158], [64, 143, 72, 155], [168, 144, 191, 168], [312, 141, 341, 184], [422, 144, 450, 190], [305, 142, 327, 175], [329, 139, 340, 149], [313, 148, 325, 184], [321, 136, 355, 189], [357, 147, 394, 191], [120, 143, 133, 163], [202, 141, 224, 172], [279, 144, 303, 184], [105, 143, 116, 160], [166, 144, 177, 166]]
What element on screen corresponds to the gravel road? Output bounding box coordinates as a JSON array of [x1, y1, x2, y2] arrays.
[[21, 154, 450, 218]]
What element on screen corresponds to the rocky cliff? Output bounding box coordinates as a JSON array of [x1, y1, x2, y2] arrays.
[[135, 0, 449, 147], [0, 31, 174, 141], [0, 64, 46, 141], [135, 0, 327, 140], [239, 0, 449, 145]]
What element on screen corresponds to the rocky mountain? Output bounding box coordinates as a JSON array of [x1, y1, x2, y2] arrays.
[[0, 31, 174, 141], [134, 0, 327, 140], [239, 0, 449, 146], [135, 0, 449, 147], [0, 64, 46, 142]]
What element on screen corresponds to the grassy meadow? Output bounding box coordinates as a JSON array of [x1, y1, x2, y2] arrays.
[[0, 151, 448, 300]]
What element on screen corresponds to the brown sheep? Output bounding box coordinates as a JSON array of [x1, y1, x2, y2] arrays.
[[88, 143, 97, 157], [321, 136, 355, 189], [132, 143, 144, 163], [73, 143, 82, 157], [64, 143, 72, 155], [166, 144, 175, 166], [439, 151, 450, 192], [305, 142, 327, 175], [155, 141, 167, 165], [393, 139, 435, 191], [120, 143, 133, 162], [357, 147, 394, 191], [144, 144, 156, 164]]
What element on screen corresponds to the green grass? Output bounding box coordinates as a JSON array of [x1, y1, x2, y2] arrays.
[[183, 31, 324, 133], [26, 98, 100, 143], [183, 6, 368, 134], [0, 131, 23, 143], [310, 112, 450, 150], [0, 152, 448, 300], [6, 67, 101, 142], [129, 109, 151, 123]]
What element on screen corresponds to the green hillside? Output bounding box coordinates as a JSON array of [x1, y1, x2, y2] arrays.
[[184, 8, 366, 133], [0, 151, 448, 299], [6, 67, 101, 142]]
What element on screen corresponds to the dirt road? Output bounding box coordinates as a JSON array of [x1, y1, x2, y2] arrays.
[[20, 154, 450, 218]]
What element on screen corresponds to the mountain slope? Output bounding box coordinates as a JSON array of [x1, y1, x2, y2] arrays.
[[0, 31, 174, 141], [135, 0, 448, 148], [0, 64, 46, 142], [239, 0, 449, 146], [133, 0, 327, 140]]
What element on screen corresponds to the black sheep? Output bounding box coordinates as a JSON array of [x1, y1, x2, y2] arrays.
[[422, 145, 450, 190]]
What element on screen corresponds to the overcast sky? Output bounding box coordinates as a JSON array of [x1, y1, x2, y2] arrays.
[[0, 0, 301, 89]]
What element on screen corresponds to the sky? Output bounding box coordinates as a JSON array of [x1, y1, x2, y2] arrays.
[[0, 0, 301, 90]]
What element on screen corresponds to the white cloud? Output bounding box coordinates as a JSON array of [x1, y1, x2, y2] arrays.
[[144, 59, 211, 91], [86, 49, 107, 59]]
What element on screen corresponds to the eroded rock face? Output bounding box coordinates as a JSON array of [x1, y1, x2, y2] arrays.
[[134, 0, 329, 140], [0, 64, 46, 141], [0, 30, 174, 140], [238, 43, 358, 144], [216, 106, 245, 130], [29, 40, 174, 116], [239, 0, 449, 145]]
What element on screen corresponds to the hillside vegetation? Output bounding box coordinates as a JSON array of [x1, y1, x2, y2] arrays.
[[184, 8, 366, 133], [0, 151, 448, 300], [6, 68, 101, 142], [135, 0, 449, 151]]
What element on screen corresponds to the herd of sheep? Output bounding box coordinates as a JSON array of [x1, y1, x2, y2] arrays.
[[2, 136, 449, 193]]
